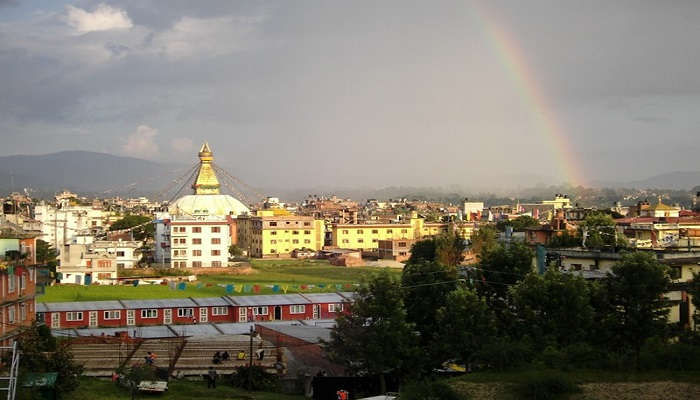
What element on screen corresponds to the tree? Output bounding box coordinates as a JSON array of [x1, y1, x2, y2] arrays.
[[434, 232, 466, 268], [547, 231, 581, 248], [496, 215, 540, 232], [17, 322, 84, 397], [689, 272, 700, 329], [401, 260, 456, 369], [510, 269, 594, 350], [604, 252, 671, 367], [437, 287, 497, 365], [36, 239, 59, 271], [229, 244, 243, 258], [580, 213, 617, 249], [109, 215, 154, 241], [470, 225, 499, 260], [325, 271, 419, 391]]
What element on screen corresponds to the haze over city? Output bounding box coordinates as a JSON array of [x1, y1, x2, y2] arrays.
[[1, 1, 699, 190]]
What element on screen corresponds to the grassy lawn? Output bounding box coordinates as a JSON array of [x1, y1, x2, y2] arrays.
[[39, 259, 401, 302], [20, 377, 304, 400], [449, 369, 700, 384]]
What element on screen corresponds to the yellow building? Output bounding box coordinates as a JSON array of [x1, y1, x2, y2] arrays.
[[331, 212, 476, 251], [237, 210, 325, 258]]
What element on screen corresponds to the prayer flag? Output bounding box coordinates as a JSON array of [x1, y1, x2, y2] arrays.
[[253, 285, 260, 293], [132, 280, 139, 287], [273, 285, 280, 293], [226, 284, 234, 294], [177, 282, 186, 290], [235, 284, 243, 293], [282, 285, 289, 294]]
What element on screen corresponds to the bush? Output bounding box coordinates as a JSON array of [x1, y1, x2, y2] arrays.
[[476, 338, 534, 370], [639, 341, 700, 371], [513, 372, 581, 400], [230, 365, 278, 391], [400, 380, 463, 400]]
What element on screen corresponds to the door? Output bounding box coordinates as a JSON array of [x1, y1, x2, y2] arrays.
[[274, 306, 281, 321], [238, 307, 247, 322], [89, 311, 97, 328], [51, 312, 60, 329], [126, 310, 135, 326], [163, 309, 172, 325], [312, 304, 320, 319], [199, 307, 208, 323]]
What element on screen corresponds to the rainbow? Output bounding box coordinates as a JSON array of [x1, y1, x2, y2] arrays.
[[472, 5, 586, 187]]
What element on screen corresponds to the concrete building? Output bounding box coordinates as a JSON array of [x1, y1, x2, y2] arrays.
[[237, 211, 325, 258], [377, 239, 415, 262], [34, 203, 107, 252]]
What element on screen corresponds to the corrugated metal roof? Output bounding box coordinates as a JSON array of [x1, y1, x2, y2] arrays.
[[301, 293, 345, 303], [120, 298, 197, 309], [227, 294, 310, 306], [36, 303, 48, 313], [338, 291, 357, 300], [191, 297, 232, 307], [169, 324, 220, 337], [215, 323, 255, 335], [257, 323, 332, 343], [45, 300, 124, 312]]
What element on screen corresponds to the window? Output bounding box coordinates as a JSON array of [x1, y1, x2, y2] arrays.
[[211, 227, 221, 233], [399, 252, 407, 256], [104, 311, 121, 320], [253, 306, 268, 315], [386, 229, 393, 234], [192, 238, 202, 245], [178, 308, 194, 318], [372, 230, 378, 234], [290, 305, 305, 314], [117, 263, 125, 268], [177, 227, 186, 233], [66, 311, 83, 321], [270, 240, 277, 244], [20, 274, 26, 290], [192, 261, 202, 268], [304, 222, 311, 226], [357, 239, 364, 243], [328, 303, 344, 313], [211, 250, 221, 256], [292, 239, 299, 244], [192, 250, 202, 257], [401, 229, 408, 233], [269, 222, 277, 227], [292, 230, 299, 235], [372, 239, 378, 243], [212, 306, 228, 316], [192, 227, 202, 233], [342, 230, 349, 234], [304, 239, 311, 244], [141, 309, 158, 319], [116, 251, 125, 257], [357, 229, 363, 234], [211, 261, 222, 267], [8, 275, 15, 292], [8, 307, 16, 323], [342, 239, 349, 244], [270, 231, 277, 236], [304, 230, 311, 234], [398, 242, 407, 247], [211, 238, 221, 244], [20, 303, 26, 321]]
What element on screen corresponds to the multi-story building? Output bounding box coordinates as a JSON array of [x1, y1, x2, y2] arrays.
[[169, 216, 233, 268], [330, 212, 476, 251], [58, 243, 118, 285], [34, 203, 107, 251], [0, 218, 39, 345], [237, 211, 325, 258]]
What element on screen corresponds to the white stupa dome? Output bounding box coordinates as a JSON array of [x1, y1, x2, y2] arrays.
[[169, 194, 249, 217], [168, 142, 250, 217]]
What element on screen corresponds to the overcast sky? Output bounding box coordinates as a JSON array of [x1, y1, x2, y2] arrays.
[[1, 1, 698, 189]]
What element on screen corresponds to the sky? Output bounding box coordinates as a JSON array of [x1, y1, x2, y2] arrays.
[[0, 0, 699, 189]]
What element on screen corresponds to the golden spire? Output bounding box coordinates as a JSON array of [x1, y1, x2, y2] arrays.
[[192, 142, 220, 195]]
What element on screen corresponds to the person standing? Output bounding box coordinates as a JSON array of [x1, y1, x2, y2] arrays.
[[207, 366, 218, 389]]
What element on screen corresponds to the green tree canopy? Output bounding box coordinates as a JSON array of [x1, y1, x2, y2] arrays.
[[604, 252, 671, 367], [109, 214, 154, 241], [580, 213, 617, 249], [470, 225, 499, 260], [510, 269, 594, 349], [496, 215, 540, 232], [437, 287, 497, 364], [325, 271, 419, 391]]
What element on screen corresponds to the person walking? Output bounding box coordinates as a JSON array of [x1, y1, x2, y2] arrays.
[[207, 366, 218, 389]]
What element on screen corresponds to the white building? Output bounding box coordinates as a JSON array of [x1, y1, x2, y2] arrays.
[[34, 203, 107, 251], [154, 142, 249, 268]]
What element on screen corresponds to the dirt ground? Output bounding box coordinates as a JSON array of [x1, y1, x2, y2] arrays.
[[452, 381, 700, 400]]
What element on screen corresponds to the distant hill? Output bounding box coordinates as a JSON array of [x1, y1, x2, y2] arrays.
[[626, 171, 700, 190], [0, 151, 180, 197]]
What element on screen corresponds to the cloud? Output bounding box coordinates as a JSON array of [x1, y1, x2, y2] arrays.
[[171, 137, 193, 153], [121, 125, 158, 158], [65, 3, 133, 34]]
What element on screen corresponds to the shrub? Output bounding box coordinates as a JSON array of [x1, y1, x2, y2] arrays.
[[230, 365, 278, 391], [400, 380, 463, 400], [476, 338, 534, 370], [513, 372, 580, 400]]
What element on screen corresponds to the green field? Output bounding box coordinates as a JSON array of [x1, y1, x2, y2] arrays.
[[39, 259, 401, 302], [18, 377, 304, 400]]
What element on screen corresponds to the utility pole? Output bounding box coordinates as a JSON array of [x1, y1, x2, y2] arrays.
[[248, 325, 254, 390]]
